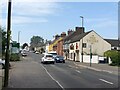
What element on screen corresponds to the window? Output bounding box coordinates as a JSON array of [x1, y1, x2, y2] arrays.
[[83, 43, 86, 48], [70, 44, 74, 50]]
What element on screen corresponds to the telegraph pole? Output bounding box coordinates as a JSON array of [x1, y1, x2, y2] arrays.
[[4, 0, 12, 87]]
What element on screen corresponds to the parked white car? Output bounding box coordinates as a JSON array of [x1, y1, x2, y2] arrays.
[[0, 59, 11, 69], [41, 54, 55, 64]]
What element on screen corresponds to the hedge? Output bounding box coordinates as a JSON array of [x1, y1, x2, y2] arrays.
[[104, 50, 120, 66], [10, 53, 20, 61]]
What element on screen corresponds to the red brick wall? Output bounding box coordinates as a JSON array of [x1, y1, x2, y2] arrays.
[[57, 40, 63, 56]]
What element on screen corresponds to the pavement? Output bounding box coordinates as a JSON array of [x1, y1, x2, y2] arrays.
[[0, 66, 4, 90], [67, 60, 119, 75]]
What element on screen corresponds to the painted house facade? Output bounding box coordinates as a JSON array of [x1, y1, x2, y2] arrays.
[[63, 27, 111, 63], [48, 33, 66, 55]]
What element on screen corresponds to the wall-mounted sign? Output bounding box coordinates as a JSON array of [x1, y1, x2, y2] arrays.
[[87, 35, 98, 44]]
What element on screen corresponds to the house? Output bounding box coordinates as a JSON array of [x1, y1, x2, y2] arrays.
[[48, 34, 63, 53], [56, 32, 66, 56], [63, 27, 111, 63], [63, 27, 85, 60], [104, 39, 119, 51]]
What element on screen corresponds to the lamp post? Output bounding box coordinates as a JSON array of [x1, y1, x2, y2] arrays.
[[4, 0, 12, 87], [18, 31, 21, 44], [80, 16, 84, 63]]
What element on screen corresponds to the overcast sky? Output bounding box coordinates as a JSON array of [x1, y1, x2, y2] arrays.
[[1, 0, 119, 45]]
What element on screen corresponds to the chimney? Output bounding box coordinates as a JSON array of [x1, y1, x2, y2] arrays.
[[61, 32, 66, 38], [55, 34, 60, 40], [68, 29, 74, 35], [75, 27, 85, 34]]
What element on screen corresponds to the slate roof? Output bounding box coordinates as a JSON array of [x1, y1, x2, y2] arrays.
[[63, 31, 75, 44], [64, 30, 92, 44], [70, 31, 92, 43], [104, 39, 119, 47]]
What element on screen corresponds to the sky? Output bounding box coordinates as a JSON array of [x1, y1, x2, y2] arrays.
[[1, 0, 119, 46]]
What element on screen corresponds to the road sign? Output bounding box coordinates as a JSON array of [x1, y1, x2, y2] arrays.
[[11, 42, 20, 48]]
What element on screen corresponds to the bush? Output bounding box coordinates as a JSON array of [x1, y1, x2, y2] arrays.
[[104, 50, 120, 66], [10, 53, 20, 61]]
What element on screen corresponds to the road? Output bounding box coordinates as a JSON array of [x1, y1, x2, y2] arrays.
[[8, 52, 119, 89]]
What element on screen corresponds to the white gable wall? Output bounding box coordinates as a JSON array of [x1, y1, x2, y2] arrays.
[[81, 31, 111, 56]]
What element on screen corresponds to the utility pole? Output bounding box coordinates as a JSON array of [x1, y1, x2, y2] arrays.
[[80, 16, 84, 63], [4, 0, 12, 87]]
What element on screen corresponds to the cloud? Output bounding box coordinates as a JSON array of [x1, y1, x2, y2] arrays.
[[12, 16, 48, 24], [1, 0, 60, 25], [86, 18, 109, 23], [86, 18, 117, 28], [12, 2, 59, 16]]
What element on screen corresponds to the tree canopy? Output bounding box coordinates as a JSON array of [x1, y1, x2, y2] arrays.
[[30, 36, 44, 48], [0, 26, 7, 56]]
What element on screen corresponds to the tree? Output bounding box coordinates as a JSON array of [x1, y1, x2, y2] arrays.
[[44, 39, 52, 45], [22, 43, 28, 49], [30, 36, 44, 48], [0, 26, 7, 57]]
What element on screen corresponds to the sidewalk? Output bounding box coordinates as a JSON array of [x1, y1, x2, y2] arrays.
[[68, 60, 119, 75], [0, 66, 4, 90]]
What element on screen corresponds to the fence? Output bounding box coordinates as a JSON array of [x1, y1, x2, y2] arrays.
[[83, 55, 99, 63]]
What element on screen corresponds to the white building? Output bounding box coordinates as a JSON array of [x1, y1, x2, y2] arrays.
[[63, 27, 111, 63]]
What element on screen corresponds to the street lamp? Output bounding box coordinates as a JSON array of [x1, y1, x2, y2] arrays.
[[18, 31, 21, 43], [80, 16, 84, 63], [80, 16, 84, 27]]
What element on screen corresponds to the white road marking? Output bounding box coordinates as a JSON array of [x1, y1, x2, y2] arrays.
[[99, 79, 113, 85], [40, 64, 65, 90], [75, 70, 81, 73]]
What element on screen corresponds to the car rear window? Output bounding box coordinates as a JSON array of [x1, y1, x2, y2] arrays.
[[48, 53, 57, 55], [46, 55, 53, 58]]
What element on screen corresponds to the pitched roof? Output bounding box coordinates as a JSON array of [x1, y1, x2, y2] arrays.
[[51, 37, 63, 46], [64, 31, 75, 42], [70, 31, 92, 43], [104, 39, 119, 47], [64, 30, 92, 44]]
